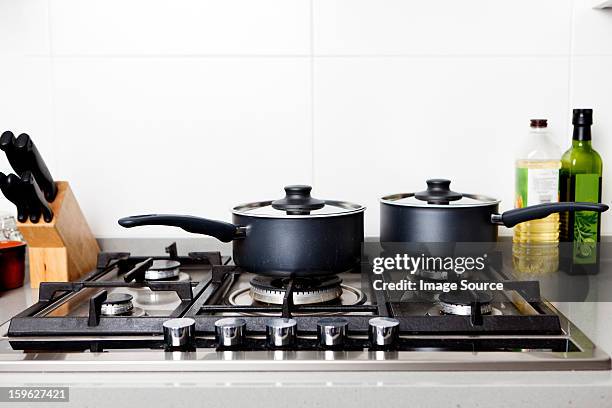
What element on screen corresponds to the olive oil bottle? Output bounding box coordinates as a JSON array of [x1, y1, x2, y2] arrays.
[[513, 119, 561, 274], [560, 109, 603, 274]]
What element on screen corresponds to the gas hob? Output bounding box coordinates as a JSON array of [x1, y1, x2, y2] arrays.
[[0, 242, 609, 372]]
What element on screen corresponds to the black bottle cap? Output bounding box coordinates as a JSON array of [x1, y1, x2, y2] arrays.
[[530, 119, 547, 128], [572, 109, 593, 126]]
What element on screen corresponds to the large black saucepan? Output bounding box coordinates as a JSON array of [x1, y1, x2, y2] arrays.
[[119, 186, 365, 277], [380, 179, 609, 242]]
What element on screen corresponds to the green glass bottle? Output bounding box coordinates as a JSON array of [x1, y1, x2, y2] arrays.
[[560, 109, 603, 274]]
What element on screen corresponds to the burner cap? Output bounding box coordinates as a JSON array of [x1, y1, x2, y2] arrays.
[[415, 268, 471, 281], [249, 275, 343, 305], [103, 293, 133, 304], [145, 259, 181, 280], [101, 293, 134, 316], [438, 291, 492, 316]]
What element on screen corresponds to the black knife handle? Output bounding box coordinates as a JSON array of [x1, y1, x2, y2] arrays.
[[0, 173, 25, 222], [22, 171, 54, 223], [0, 131, 13, 151], [20, 172, 41, 223], [15, 133, 57, 202], [2, 173, 29, 223], [0, 131, 28, 175]]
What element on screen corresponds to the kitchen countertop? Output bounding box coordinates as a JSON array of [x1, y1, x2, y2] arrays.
[[1, 238, 611, 408]]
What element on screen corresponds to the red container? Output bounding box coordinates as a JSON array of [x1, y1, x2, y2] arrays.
[[0, 241, 26, 290]]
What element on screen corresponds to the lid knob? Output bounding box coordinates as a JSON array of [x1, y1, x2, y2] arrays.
[[414, 179, 463, 205], [271, 185, 325, 215]]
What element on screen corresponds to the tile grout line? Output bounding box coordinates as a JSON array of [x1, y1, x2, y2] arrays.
[[31, 53, 600, 59], [310, 0, 316, 186], [566, 0, 577, 139], [46, 0, 60, 176]]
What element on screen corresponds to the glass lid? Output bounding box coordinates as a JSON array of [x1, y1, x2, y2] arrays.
[[233, 185, 365, 218], [380, 179, 500, 208]]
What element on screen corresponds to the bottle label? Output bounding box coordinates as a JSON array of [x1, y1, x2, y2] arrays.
[[515, 167, 559, 208], [572, 173, 601, 264]]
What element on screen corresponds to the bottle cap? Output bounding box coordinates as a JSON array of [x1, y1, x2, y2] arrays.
[[572, 109, 593, 126], [530, 119, 548, 128]]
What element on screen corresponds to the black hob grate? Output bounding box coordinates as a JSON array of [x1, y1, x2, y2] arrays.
[[7, 242, 567, 352]]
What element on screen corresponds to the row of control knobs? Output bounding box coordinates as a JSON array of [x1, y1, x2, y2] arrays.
[[162, 317, 400, 349]]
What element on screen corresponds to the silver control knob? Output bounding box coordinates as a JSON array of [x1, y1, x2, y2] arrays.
[[266, 318, 297, 347], [163, 318, 196, 348], [368, 317, 399, 347], [214, 317, 246, 347], [317, 317, 348, 347]]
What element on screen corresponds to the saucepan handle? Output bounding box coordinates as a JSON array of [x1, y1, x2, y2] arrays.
[[118, 214, 245, 242], [492, 202, 609, 228]]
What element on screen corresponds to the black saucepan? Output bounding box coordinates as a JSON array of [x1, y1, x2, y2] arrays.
[[119, 185, 365, 277], [380, 179, 609, 242]]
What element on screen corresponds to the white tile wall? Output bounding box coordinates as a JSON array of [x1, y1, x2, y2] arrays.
[[49, 0, 311, 56], [52, 57, 312, 237], [313, 0, 573, 56], [573, 0, 612, 55], [0, 0, 49, 56], [0, 0, 610, 239], [313, 56, 570, 235]]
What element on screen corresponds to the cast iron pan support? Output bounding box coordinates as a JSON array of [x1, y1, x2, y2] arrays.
[[123, 258, 154, 282], [470, 302, 483, 326], [88, 290, 107, 327], [165, 242, 179, 260], [282, 279, 295, 318]]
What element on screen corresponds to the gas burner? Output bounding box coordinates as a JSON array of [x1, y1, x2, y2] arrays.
[[227, 278, 365, 313], [249, 276, 344, 305], [438, 291, 493, 316], [145, 260, 181, 280], [99, 293, 130, 316], [398, 286, 439, 303], [100, 293, 146, 316], [414, 268, 472, 281]]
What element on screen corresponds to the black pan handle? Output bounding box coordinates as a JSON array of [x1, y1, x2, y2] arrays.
[[493, 202, 609, 228], [118, 214, 245, 243]]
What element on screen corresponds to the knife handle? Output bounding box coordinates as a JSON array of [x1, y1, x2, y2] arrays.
[[21, 171, 54, 223], [15, 133, 57, 203], [0, 131, 28, 175], [2, 173, 29, 223]]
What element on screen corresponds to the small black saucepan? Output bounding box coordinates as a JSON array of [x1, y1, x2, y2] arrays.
[[380, 179, 609, 242], [119, 186, 365, 277]]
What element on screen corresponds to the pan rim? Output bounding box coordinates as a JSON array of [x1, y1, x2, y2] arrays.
[[232, 200, 366, 218], [379, 193, 500, 209]]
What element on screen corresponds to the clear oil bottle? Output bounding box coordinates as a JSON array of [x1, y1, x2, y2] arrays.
[[513, 119, 561, 275]]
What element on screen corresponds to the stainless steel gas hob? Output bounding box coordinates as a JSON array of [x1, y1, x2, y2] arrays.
[[0, 243, 609, 372]]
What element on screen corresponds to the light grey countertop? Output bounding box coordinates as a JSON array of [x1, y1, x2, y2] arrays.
[[0, 238, 611, 408]]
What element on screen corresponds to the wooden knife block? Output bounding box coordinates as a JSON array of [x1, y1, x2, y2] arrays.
[[17, 181, 100, 288]]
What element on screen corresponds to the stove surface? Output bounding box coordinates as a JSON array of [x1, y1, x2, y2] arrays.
[[0, 243, 609, 372]]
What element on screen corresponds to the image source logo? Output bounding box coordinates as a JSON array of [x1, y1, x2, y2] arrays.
[[372, 253, 487, 275]]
